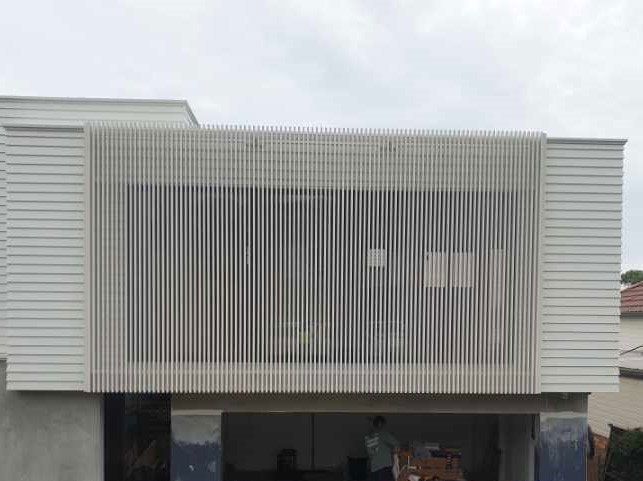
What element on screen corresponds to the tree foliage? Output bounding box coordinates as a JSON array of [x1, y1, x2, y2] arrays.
[[608, 429, 643, 481], [621, 270, 643, 285]]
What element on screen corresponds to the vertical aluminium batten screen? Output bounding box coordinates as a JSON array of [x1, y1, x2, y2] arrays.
[[87, 126, 542, 394]]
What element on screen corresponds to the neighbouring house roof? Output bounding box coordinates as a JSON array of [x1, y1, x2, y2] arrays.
[[620, 362, 643, 379], [620, 355, 643, 379], [620, 283, 643, 377], [621, 281, 643, 315]]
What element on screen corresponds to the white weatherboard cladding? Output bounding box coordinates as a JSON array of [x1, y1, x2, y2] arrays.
[[0, 127, 6, 358], [540, 139, 624, 393], [0, 96, 197, 388], [88, 126, 541, 394], [4, 125, 86, 390]]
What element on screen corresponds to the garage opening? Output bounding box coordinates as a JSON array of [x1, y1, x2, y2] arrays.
[[103, 395, 536, 481], [223, 413, 533, 481]]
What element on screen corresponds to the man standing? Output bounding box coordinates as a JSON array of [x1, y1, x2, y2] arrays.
[[364, 416, 399, 481]]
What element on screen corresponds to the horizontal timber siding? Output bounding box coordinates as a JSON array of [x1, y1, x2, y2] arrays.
[[541, 138, 624, 393], [0, 127, 6, 358], [4, 125, 86, 390], [0, 96, 197, 388]]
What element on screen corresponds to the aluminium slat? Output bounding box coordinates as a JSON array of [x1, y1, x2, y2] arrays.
[[268, 127, 275, 393], [457, 132, 465, 393], [500, 132, 509, 393], [240, 126, 246, 393], [333, 128, 339, 392], [530, 134, 540, 393], [152, 126, 158, 392], [117, 125, 124, 392], [189, 127, 196, 392], [395, 130, 403, 393], [409, 132, 418, 392], [513, 131, 521, 393], [482, 132, 492, 393], [206, 125, 212, 391], [162, 125, 169, 391], [402, 131, 410, 393], [489, 132, 504, 394], [251, 127, 258, 392], [343, 128, 349, 392], [384, 130, 392, 392], [445, 131, 461, 392], [101, 124, 107, 391], [364, 130, 372, 392], [357, 129, 364, 392], [84, 123, 92, 391], [417, 132, 425, 392], [83, 127, 548, 394], [521, 132, 530, 393]]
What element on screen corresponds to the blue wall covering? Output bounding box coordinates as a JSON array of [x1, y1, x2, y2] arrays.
[[537, 414, 586, 481], [172, 412, 222, 481]]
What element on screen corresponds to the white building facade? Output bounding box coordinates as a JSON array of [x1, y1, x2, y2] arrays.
[[0, 96, 625, 481]]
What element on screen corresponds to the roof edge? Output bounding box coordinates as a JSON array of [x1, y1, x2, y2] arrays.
[[548, 136, 627, 146], [182, 101, 199, 126], [621, 280, 643, 292], [2, 121, 84, 131], [0, 95, 198, 126], [620, 367, 643, 379]]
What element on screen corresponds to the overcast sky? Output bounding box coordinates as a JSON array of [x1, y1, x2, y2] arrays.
[[1, 0, 640, 269]]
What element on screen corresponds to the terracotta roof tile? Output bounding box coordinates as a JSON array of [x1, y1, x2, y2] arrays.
[[621, 281, 643, 314]]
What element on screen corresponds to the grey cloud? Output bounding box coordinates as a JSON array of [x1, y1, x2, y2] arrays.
[[0, 0, 640, 267]]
